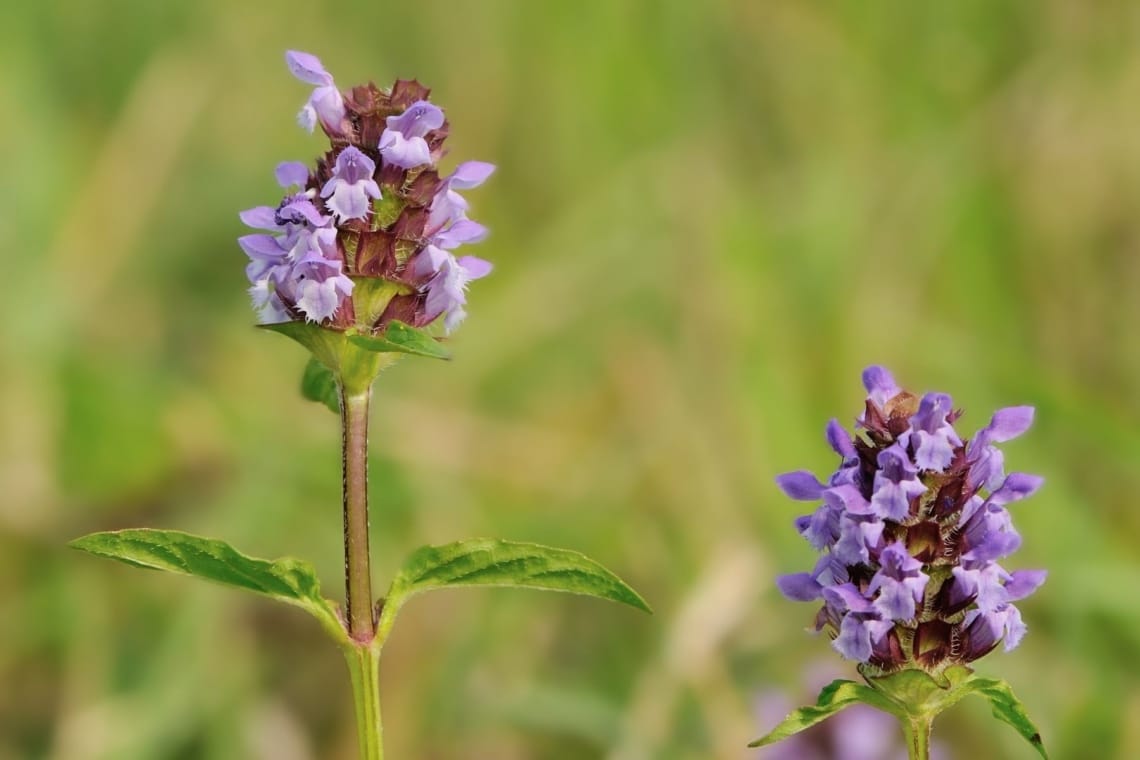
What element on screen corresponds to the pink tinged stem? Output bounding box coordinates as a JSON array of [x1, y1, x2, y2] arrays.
[[341, 385, 375, 641]]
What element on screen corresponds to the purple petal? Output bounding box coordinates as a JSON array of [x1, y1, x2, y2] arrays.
[[776, 573, 822, 602], [239, 206, 279, 230], [825, 418, 856, 459], [833, 614, 873, 662], [775, 471, 825, 501], [824, 485, 873, 516], [1004, 570, 1046, 601], [873, 578, 917, 621], [862, 365, 899, 400], [386, 100, 445, 138], [822, 583, 875, 614], [1001, 605, 1028, 651], [986, 406, 1035, 443], [449, 161, 496, 189], [434, 219, 489, 248], [275, 161, 310, 188], [238, 234, 286, 259], [286, 50, 333, 86], [379, 130, 433, 169], [457, 255, 493, 280], [989, 473, 1044, 505]]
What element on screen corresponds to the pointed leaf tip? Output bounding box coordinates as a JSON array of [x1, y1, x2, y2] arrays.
[[378, 539, 650, 635], [960, 677, 1048, 758], [69, 529, 346, 642]]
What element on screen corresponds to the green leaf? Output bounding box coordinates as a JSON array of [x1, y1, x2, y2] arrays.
[[301, 358, 339, 413], [748, 679, 901, 747], [957, 677, 1048, 758], [70, 529, 346, 643], [349, 320, 451, 360], [378, 539, 650, 637]]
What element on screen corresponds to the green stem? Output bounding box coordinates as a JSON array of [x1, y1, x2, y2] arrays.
[[341, 384, 375, 641], [344, 643, 383, 760], [902, 714, 933, 760]]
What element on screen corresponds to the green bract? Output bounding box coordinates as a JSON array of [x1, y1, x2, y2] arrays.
[[749, 666, 1047, 758]]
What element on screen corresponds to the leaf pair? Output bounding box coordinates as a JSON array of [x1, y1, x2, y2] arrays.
[[748, 666, 1047, 758], [69, 530, 650, 649]]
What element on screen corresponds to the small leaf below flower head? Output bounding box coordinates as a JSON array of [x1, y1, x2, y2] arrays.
[[301, 357, 339, 413], [377, 539, 651, 637], [348, 321, 451, 360], [69, 529, 346, 643], [748, 679, 902, 747], [955, 677, 1048, 758]]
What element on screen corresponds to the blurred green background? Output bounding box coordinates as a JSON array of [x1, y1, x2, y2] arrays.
[[2, 1, 1139, 758]]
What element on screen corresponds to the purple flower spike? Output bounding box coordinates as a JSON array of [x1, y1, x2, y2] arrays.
[[320, 147, 382, 222], [772, 366, 1043, 667], [379, 100, 446, 169], [776, 471, 826, 501], [241, 54, 494, 335], [286, 50, 345, 134]]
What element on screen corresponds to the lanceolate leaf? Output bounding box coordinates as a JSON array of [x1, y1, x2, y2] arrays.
[[378, 539, 650, 636], [349, 320, 451, 360], [301, 357, 340, 413], [748, 679, 901, 747], [957, 677, 1048, 758], [70, 529, 346, 643]]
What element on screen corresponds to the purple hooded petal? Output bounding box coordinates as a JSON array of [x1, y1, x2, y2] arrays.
[[286, 50, 333, 85], [823, 485, 873, 516], [433, 219, 489, 248], [1004, 569, 1046, 602], [449, 161, 496, 189], [277, 197, 330, 228], [275, 161, 310, 188], [776, 471, 826, 501], [984, 406, 1035, 443], [240, 206, 280, 230], [319, 147, 382, 221], [457, 256, 493, 280], [988, 473, 1044, 505], [825, 418, 857, 459], [862, 365, 900, 406], [822, 583, 875, 614], [386, 100, 445, 137], [777, 573, 823, 602], [239, 234, 287, 259]]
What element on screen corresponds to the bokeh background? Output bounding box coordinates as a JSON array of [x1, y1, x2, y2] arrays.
[[3, 1, 1139, 758]]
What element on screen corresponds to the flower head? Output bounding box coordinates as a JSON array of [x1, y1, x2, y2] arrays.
[[775, 366, 1045, 674], [239, 51, 494, 335]]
